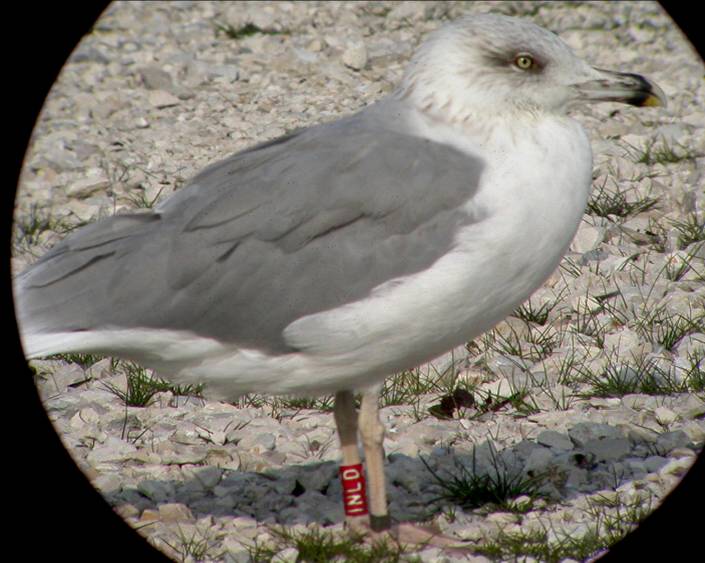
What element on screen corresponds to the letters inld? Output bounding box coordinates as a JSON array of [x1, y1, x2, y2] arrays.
[[340, 464, 369, 516]]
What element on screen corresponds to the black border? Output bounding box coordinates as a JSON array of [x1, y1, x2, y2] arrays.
[[6, 2, 703, 561], [7, 2, 170, 561]]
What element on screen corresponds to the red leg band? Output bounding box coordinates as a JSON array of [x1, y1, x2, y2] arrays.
[[339, 463, 369, 517]]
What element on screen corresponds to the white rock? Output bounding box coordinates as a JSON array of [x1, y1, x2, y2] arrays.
[[571, 224, 604, 253], [139, 66, 174, 91], [272, 547, 299, 563], [148, 89, 180, 108], [654, 406, 678, 426], [85, 436, 138, 465], [158, 503, 195, 522], [342, 41, 368, 70], [93, 472, 123, 493], [658, 456, 694, 477], [570, 295, 602, 315], [67, 173, 110, 199], [388, 2, 429, 22]]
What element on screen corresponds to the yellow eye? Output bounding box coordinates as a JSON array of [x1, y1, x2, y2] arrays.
[[515, 54, 534, 70]]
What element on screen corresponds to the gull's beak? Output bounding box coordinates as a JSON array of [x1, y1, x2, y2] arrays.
[[574, 67, 667, 108]]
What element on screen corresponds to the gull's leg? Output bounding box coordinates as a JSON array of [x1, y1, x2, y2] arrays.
[[358, 385, 471, 551], [358, 384, 390, 532], [334, 390, 369, 530]]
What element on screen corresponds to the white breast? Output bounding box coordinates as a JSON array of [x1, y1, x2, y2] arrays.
[[273, 112, 593, 393]]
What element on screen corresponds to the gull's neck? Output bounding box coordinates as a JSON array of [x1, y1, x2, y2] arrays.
[[387, 82, 573, 160]]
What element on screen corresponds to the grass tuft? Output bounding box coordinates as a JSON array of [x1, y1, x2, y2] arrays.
[[574, 352, 701, 397], [475, 492, 653, 562], [51, 352, 103, 369], [513, 294, 562, 325], [160, 525, 222, 561], [247, 526, 413, 563], [422, 445, 542, 511], [13, 204, 75, 248], [103, 360, 204, 407], [631, 137, 698, 166], [670, 213, 705, 249], [586, 180, 658, 219], [215, 22, 288, 40], [634, 305, 704, 351], [482, 321, 559, 363]]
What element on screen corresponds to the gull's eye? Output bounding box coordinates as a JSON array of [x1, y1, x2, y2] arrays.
[[514, 54, 535, 70]]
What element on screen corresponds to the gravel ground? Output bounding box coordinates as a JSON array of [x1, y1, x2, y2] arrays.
[[13, 2, 704, 562]]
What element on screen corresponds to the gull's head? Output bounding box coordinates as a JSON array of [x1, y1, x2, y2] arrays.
[[398, 14, 666, 122]]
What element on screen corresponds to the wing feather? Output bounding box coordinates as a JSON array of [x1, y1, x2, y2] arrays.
[[16, 99, 487, 354]]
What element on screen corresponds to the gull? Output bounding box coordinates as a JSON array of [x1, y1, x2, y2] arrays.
[[14, 13, 664, 542]]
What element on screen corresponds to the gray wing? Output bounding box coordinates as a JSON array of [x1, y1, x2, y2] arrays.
[[16, 99, 486, 354]]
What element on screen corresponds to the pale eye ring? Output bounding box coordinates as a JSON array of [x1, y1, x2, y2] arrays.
[[514, 54, 535, 70]]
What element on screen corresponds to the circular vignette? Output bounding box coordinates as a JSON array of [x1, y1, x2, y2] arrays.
[[7, 2, 169, 561], [6, 2, 704, 561]]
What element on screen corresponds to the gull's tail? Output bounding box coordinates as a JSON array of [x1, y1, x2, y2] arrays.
[[14, 212, 163, 359]]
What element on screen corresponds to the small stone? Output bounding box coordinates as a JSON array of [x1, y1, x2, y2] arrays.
[[85, 436, 138, 465], [644, 455, 667, 473], [669, 447, 696, 459], [115, 503, 140, 520], [148, 89, 180, 108], [656, 430, 691, 454], [659, 456, 694, 478], [571, 224, 604, 253], [308, 38, 323, 52], [682, 421, 705, 443], [486, 512, 519, 525], [565, 468, 589, 490], [158, 503, 195, 522], [297, 462, 337, 492], [139, 509, 160, 523], [72, 46, 110, 64], [92, 469, 122, 492], [654, 406, 678, 426], [388, 2, 428, 22], [139, 66, 174, 91], [67, 172, 111, 199], [157, 442, 209, 465], [272, 547, 299, 563], [137, 479, 175, 503], [238, 432, 276, 453], [584, 438, 631, 461], [568, 423, 624, 447], [342, 41, 368, 70], [537, 430, 573, 450], [194, 466, 223, 490], [524, 446, 555, 473], [387, 456, 423, 493], [571, 295, 602, 315]]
